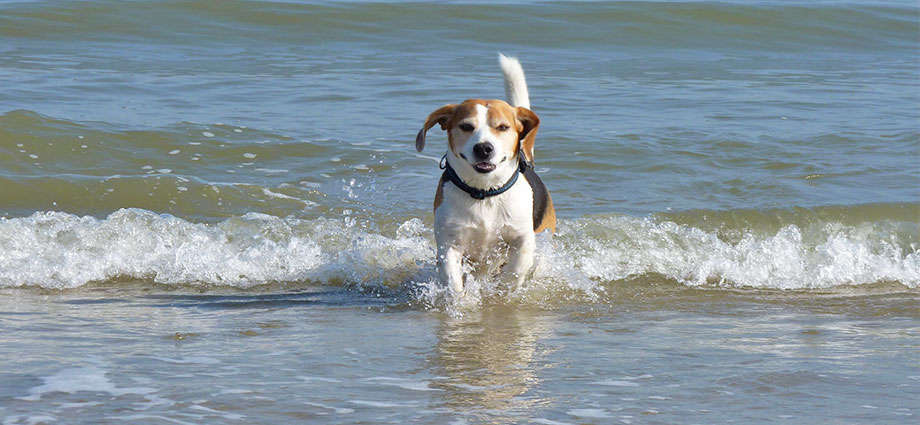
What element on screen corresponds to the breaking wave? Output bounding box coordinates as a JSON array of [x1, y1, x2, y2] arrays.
[[1, 206, 916, 301]]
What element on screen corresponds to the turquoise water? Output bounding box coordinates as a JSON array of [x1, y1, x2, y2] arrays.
[[0, 0, 918, 423]]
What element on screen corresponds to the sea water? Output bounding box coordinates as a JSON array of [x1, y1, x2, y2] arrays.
[[0, 0, 917, 423]]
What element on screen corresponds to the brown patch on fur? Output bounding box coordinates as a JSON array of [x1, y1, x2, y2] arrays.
[[417, 99, 538, 160], [534, 194, 556, 233], [514, 107, 540, 163], [433, 174, 446, 212], [416, 104, 456, 152]]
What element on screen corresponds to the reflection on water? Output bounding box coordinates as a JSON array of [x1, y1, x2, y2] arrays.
[[430, 306, 557, 422]]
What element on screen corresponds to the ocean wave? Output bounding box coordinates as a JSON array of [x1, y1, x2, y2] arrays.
[[1, 207, 916, 297], [0, 0, 914, 53], [562, 212, 918, 290]]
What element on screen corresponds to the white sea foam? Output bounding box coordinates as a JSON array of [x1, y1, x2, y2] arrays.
[[20, 365, 156, 401], [567, 409, 610, 418], [3, 414, 59, 425], [566, 216, 919, 290], [261, 188, 300, 201], [532, 419, 574, 425], [255, 168, 289, 174], [0, 209, 916, 297], [0, 209, 327, 289]]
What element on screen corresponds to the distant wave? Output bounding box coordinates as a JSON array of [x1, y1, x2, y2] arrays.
[[0, 0, 915, 53], [1, 207, 916, 296]]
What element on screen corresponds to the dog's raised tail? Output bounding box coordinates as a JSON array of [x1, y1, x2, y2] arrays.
[[499, 53, 530, 109]]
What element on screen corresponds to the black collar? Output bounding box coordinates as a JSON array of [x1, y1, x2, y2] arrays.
[[441, 155, 530, 200]]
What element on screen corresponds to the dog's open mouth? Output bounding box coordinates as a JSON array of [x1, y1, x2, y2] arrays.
[[473, 162, 496, 173]]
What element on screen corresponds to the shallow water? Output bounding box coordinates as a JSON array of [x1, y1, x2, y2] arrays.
[[0, 0, 918, 423], [1, 285, 917, 424]]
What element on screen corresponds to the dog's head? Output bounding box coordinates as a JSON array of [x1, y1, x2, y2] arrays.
[[416, 99, 539, 187]]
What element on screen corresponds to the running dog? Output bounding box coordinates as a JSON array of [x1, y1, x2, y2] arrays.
[[415, 54, 555, 293]]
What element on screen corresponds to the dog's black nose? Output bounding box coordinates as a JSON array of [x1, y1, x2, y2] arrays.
[[472, 142, 493, 159]]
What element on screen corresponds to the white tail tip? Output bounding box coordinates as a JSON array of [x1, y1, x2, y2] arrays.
[[499, 53, 530, 109]]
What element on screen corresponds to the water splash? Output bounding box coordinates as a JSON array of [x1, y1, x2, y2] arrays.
[[0, 208, 916, 301]]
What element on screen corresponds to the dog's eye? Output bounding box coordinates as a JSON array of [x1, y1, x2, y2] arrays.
[[458, 123, 474, 132], [496, 124, 510, 132]]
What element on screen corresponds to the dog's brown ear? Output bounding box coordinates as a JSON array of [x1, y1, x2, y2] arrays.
[[515, 106, 540, 163], [416, 104, 456, 152]]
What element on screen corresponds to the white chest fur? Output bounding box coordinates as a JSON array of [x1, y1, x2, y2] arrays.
[[434, 177, 537, 292]]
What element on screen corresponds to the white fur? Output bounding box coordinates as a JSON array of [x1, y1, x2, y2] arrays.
[[499, 54, 530, 109], [435, 172, 535, 293], [452, 104, 518, 190]]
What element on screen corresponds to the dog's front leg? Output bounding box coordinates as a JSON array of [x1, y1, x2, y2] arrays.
[[500, 232, 536, 290], [437, 244, 465, 294]]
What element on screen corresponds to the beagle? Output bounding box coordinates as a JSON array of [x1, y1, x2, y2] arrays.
[[415, 54, 556, 294]]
